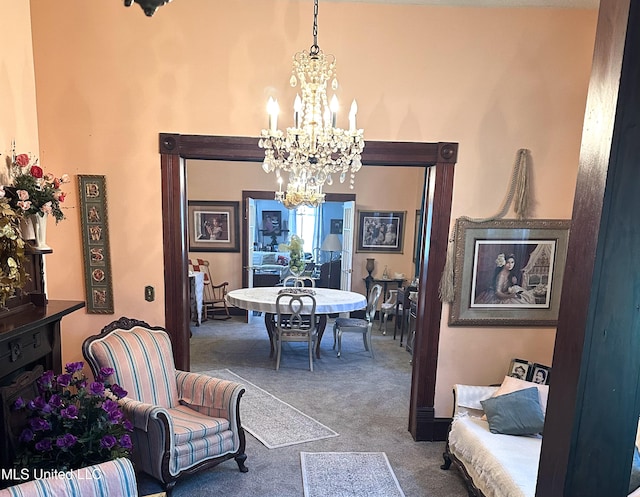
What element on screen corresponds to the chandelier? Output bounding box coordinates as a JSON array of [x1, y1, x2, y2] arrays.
[[258, 0, 365, 209]]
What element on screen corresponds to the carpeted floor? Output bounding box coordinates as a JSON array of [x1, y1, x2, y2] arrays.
[[136, 314, 469, 497]]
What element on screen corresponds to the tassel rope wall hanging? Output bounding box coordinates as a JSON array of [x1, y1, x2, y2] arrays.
[[438, 148, 531, 303]]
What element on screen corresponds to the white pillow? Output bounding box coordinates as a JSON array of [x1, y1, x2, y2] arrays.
[[490, 375, 549, 414]]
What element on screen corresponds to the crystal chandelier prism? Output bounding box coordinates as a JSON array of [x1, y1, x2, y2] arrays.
[[258, 0, 364, 210]]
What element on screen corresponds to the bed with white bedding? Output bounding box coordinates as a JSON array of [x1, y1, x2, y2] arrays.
[[442, 383, 640, 497]]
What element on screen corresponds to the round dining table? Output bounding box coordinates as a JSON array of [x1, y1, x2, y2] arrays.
[[226, 287, 367, 358]]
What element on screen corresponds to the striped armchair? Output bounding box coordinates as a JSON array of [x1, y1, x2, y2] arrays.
[[82, 317, 247, 495], [0, 457, 137, 497]]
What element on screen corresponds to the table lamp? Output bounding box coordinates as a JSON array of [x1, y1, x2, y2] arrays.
[[321, 234, 342, 288]]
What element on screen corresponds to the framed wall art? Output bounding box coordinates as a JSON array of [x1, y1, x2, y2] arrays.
[[77, 175, 114, 314], [449, 218, 570, 326], [507, 358, 531, 381], [356, 210, 405, 253], [261, 210, 282, 236], [188, 201, 240, 252], [330, 218, 343, 234]]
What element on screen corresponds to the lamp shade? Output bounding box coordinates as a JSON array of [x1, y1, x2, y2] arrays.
[[321, 234, 342, 252]]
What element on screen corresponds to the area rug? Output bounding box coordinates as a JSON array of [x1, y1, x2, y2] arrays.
[[300, 452, 405, 497], [202, 369, 339, 448]]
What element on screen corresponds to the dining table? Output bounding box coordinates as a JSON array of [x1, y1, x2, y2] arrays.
[[226, 287, 367, 358]]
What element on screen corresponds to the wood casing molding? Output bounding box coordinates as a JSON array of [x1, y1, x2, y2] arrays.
[[159, 134, 457, 441]]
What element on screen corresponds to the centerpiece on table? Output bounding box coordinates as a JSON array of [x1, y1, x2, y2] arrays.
[[0, 191, 28, 308], [5, 146, 69, 250], [13, 361, 133, 474], [279, 234, 305, 278]]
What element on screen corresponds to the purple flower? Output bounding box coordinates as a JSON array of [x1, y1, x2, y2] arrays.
[[56, 373, 72, 387], [19, 428, 34, 443], [28, 396, 46, 411], [98, 367, 115, 381], [29, 417, 51, 432], [123, 419, 133, 432], [65, 361, 84, 373], [110, 384, 127, 399], [108, 409, 123, 424], [35, 439, 52, 452], [119, 434, 132, 449], [13, 397, 25, 410], [100, 435, 117, 450], [55, 433, 77, 448], [60, 405, 79, 420], [38, 370, 55, 390], [48, 394, 63, 409], [102, 399, 120, 413], [89, 382, 105, 396]]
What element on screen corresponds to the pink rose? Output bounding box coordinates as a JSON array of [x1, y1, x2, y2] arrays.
[[53, 178, 61, 189], [60, 174, 70, 183], [17, 190, 30, 201], [16, 200, 31, 211], [30, 165, 43, 178], [41, 202, 52, 214], [44, 173, 55, 182], [56, 192, 66, 203], [15, 154, 30, 167]]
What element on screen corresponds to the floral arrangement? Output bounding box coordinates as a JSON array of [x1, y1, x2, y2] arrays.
[[8, 149, 69, 223], [279, 235, 305, 275], [13, 362, 133, 472], [0, 192, 28, 307]]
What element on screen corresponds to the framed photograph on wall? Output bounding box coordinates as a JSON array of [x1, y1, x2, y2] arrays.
[[330, 219, 343, 234], [449, 218, 570, 326], [356, 210, 405, 253], [261, 210, 282, 236], [188, 201, 240, 252], [507, 358, 531, 381]]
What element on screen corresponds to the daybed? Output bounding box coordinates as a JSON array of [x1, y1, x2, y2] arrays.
[[442, 377, 640, 497], [252, 251, 291, 281]]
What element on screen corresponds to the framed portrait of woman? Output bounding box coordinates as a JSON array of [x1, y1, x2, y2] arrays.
[[449, 218, 570, 326]]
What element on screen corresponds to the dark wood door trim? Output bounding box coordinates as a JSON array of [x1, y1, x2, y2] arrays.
[[160, 134, 457, 442]]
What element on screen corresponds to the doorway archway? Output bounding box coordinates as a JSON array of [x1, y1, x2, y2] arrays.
[[159, 134, 457, 440]]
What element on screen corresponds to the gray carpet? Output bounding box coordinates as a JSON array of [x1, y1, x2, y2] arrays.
[[202, 369, 339, 448], [301, 452, 405, 497], [136, 315, 469, 497]]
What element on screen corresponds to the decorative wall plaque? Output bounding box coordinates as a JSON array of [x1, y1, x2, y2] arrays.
[[77, 175, 114, 313]]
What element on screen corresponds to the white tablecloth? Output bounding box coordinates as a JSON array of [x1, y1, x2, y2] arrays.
[[189, 271, 204, 325], [226, 287, 367, 314]]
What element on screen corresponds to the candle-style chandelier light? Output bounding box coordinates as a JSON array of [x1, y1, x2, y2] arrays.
[[258, 0, 365, 209]]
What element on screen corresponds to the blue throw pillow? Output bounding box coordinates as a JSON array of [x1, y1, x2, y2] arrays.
[[629, 445, 640, 494], [480, 387, 545, 436]]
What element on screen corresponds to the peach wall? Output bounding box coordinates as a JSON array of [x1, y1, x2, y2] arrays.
[[25, 0, 597, 415], [0, 2, 39, 181], [188, 160, 424, 293]]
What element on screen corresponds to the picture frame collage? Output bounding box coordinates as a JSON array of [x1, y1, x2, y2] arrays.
[[507, 358, 551, 385]]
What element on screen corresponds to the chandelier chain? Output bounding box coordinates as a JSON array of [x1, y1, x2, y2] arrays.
[[311, 0, 320, 56]]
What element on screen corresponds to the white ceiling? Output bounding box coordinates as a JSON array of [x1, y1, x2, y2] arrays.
[[327, 0, 599, 8]]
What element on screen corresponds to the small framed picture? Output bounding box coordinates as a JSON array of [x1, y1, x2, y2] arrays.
[[330, 219, 343, 234], [531, 363, 551, 385], [188, 201, 240, 252], [507, 358, 531, 381], [262, 210, 282, 236]]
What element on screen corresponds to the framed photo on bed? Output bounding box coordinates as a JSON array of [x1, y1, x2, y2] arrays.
[[507, 358, 531, 381], [188, 201, 240, 252], [448, 218, 570, 327], [356, 210, 405, 253]]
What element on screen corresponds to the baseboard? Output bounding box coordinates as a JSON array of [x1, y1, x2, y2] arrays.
[[412, 406, 451, 441]]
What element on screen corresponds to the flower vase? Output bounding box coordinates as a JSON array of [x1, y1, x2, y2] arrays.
[[366, 258, 375, 278], [289, 249, 305, 278], [31, 213, 51, 250], [20, 216, 35, 241]]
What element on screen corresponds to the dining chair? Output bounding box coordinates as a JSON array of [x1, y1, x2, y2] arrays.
[[283, 275, 316, 287], [274, 292, 318, 371], [332, 284, 382, 358], [189, 258, 231, 320], [379, 288, 400, 334], [82, 317, 248, 495]]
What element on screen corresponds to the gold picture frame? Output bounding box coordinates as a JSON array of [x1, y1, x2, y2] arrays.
[[449, 218, 570, 326]]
